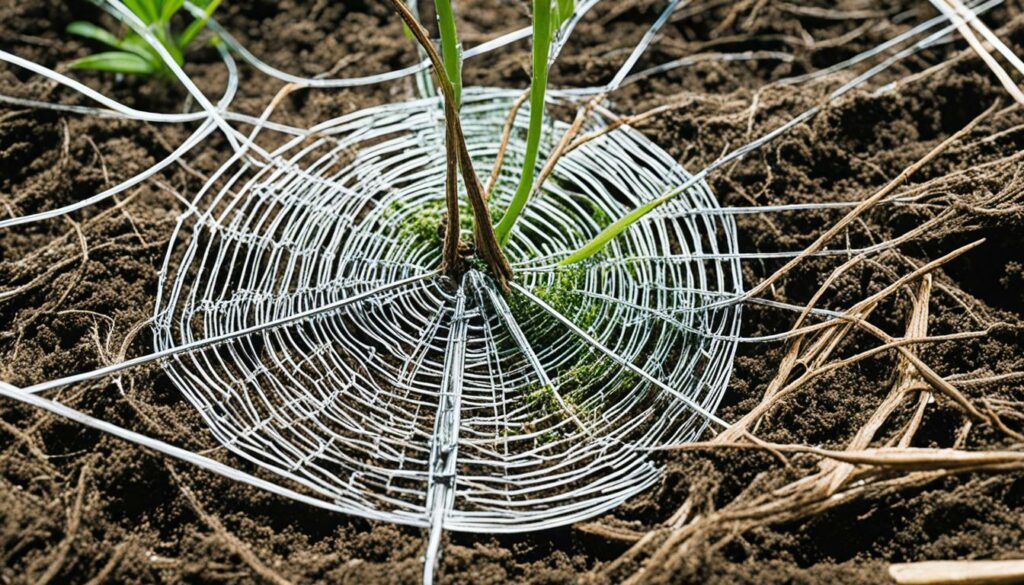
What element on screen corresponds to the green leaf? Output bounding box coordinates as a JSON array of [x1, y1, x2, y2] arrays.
[[494, 0, 554, 245], [177, 18, 206, 48], [143, 0, 162, 21], [434, 0, 462, 107], [552, 0, 574, 33], [150, 26, 184, 65], [178, 0, 222, 48], [123, 0, 157, 24], [66, 21, 122, 50], [550, 1, 562, 36], [160, 0, 185, 22], [559, 192, 670, 265], [69, 51, 157, 75], [558, 0, 575, 22], [162, 36, 185, 65], [120, 33, 160, 61], [167, 39, 184, 65], [121, 29, 181, 69]]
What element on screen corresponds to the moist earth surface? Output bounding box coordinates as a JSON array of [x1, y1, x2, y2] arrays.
[[2, 1, 1024, 584]]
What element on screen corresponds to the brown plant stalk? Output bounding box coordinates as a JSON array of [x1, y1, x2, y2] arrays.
[[385, 0, 513, 289]]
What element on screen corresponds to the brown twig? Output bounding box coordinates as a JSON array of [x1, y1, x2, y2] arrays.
[[34, 460, 91, 585], [609, 244, 1017, 583], [484, 89, 530, 199], [745, 99, 1001, 301], [83, 538, 133, 585], [385, 0, 513, 289], [166, 465, 293, 585]]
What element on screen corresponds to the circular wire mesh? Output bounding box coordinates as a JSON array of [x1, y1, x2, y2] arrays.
[[153, 88, 742, 532], [0, 1, 1011, 579]]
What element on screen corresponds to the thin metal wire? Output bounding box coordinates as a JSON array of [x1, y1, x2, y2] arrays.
[[150, 88, 742, 536], [0, 1, 1013, 583]]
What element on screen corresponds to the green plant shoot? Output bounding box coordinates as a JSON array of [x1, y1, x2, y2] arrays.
[[67, 0, 221, 76], [434, 0, 462, 107], [493, 0, 574, 246], [559, 181, 693, 265]]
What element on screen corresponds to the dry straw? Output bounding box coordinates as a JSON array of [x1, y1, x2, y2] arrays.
[[1, 1, 1022, 583]]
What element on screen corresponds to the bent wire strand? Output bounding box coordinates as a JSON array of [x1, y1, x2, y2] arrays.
[[0, 1, 1014, 582]]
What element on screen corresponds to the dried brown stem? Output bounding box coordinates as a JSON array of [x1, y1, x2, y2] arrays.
[[610, 236, 1019, 582], [386, 0, 512, 288], [34, 461, 90, 585], [890, 560, 1024, 585], [669, 442, 1024, 473], [484, 89, 530, 199], [167, 465, 293, 585], [745, 100, 1000, 301], [83, 538, 133, 585]]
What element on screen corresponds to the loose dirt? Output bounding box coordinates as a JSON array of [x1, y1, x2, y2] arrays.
[[2, 1, 1024, 583]]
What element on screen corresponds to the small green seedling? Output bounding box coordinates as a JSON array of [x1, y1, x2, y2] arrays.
[[420, 0, 575, 246], [389, 0, 577, 286], [67, 0, 221, 76], [493, 0, 575, 246], [434, 0, 462, 107]]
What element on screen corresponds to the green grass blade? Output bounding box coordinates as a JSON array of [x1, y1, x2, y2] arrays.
[[551, 0, 573, 33], [160, 0, 185, 22], [559, 187, 681, 265], [494, 0, 553, 246], [150, 25, 184, 65], [123, 0, 157, 24], [69, 51, 158, 75], [434, 0, 462, 107], [120, 33, 163, 62], [167, 37, 184, 65], [558, 0, 575, 24], [178, 0, 221, 47], [551, 0, 562, 35], [66, 21, 122, 50]]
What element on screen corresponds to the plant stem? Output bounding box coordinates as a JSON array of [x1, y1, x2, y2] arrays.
[[434, 0, 462, 107], [179, 0, 222, 48], [559, 186, 679, 265], [387, 0, 513, 289], [493, 0, 552, 246]]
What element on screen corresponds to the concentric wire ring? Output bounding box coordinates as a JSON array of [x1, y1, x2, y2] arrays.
[[153, 87, 742, 532]]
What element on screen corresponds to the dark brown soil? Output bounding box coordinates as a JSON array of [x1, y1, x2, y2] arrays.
[[3, 1, 1024, 584]]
